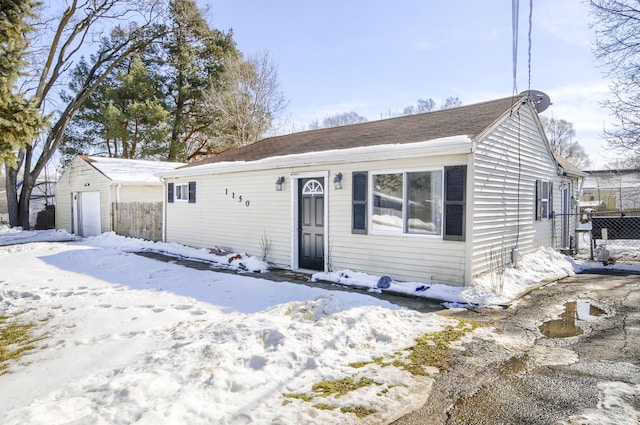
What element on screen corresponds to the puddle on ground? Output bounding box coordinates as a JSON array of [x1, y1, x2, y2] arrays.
[[539, 301, 605, 338]]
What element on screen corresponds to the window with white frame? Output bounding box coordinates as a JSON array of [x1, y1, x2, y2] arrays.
[[352, 166, 465, 240], [167, 181, 196, 203], [175, 183, 189, 201], [535, 179, 552, 220], [371, 170, 443, 235]]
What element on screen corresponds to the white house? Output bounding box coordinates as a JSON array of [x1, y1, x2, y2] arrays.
[[159, 94, 583, 286], [56, 156, 184, 239]]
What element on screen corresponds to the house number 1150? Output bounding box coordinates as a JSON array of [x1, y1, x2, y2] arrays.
[[225, 188, 250, 207]]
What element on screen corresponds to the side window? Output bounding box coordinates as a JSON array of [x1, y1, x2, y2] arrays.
[[443, 165, 466, 241], [352, 172, 368, 234], [175, 183, 188, 201], [535, 179, 552, 220]]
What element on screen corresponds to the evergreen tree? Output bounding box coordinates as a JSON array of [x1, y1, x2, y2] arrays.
[[59, 0, 238, 165], [60, 54, 169, 164], [0, 0, 47, 165], [164, 0, 238, 161]]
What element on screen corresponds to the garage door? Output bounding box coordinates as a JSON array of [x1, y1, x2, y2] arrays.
[[80, 191, 101, 237]]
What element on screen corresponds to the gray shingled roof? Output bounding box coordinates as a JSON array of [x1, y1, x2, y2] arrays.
[[183, 96, 521, 168]]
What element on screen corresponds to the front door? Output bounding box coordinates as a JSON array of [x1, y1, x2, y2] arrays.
[[298, 178, 325, 270]]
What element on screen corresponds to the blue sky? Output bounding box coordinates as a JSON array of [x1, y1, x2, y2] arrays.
[[207, 0, 613, 168]]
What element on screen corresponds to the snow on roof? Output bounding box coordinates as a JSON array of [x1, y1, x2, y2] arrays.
[[181, 96, 521, 169], [161, 136, 474, 178], [82, 156, 184, 184]]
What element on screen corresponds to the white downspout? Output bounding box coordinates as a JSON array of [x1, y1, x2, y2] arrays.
[[160, 177, 166, 242], [112, 184, 122, 232]]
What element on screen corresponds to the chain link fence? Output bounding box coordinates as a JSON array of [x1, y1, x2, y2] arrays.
[[555, 209, 640, 263]]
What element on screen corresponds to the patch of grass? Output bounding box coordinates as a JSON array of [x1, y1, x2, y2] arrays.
[[282, 319, 481, 417], [0, 313, 47, 375], [400, 318, 481, 376], [283, 392, 314, 402], [312, 376, 380, 398], [348, 356, 388, 369], [347, 318, 482, 377], [312, 403, 335, 411], [340, 405, 376, 418]]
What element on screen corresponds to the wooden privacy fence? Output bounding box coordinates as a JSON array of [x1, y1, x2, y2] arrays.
[[112, 202, 162, 241]]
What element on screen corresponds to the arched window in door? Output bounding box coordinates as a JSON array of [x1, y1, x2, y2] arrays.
[[302, 179, 324, 195]]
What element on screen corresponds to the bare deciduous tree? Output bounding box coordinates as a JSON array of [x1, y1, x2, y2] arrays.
[[5, 0, 166, 228], [201, 50, 288, 156], [540, 116, 591, 168], [587, 0, 640, 154], [308, 111, 368, 129], [440, 96, 462, 109]]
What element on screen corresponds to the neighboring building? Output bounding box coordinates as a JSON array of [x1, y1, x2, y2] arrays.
[[0, 165, 56, 227], [581, 169, 640, 211], [56, 156, 184, 239], [160, 95, 583, 286]]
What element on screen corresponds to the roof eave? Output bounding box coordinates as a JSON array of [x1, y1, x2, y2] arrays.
[[160, 135, 475, 178], [560, 167, 588, 178]]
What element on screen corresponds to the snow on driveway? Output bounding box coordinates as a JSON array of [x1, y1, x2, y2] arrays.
[[0, 232, 453, 424]]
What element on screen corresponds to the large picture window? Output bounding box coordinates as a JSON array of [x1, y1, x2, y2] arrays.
[[372, 170, 443, 235]]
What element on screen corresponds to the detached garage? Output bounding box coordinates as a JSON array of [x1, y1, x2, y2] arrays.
[[56, 156, 184, 239]]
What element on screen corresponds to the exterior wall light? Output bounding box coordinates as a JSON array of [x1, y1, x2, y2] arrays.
[[275, 176, 285, 191], [333, 173, 343, 190]]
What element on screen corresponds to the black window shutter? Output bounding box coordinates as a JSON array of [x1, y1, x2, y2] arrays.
[[188, 181, 196, 203], [535, 179, 541, 221], [549, 181, 553, 218], [443, 166, 466, 241], [352, 172, 368, 234], [168, 182, 174, 203]]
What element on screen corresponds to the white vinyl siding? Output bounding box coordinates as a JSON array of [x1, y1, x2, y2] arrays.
[[114, 185, 165, 203], [470, 103, 558, 278], [165, 172, 292, 268], [56, 157, 167, 235], [55, 157, 112, 235], [317, 156, 467, 285], [164, 154, 470, 285], [161, 102, 560, 286]]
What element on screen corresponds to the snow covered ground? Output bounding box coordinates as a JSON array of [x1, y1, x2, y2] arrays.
[[1, 227, 639, 424]]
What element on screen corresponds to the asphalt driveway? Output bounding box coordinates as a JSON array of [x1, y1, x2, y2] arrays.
[[394, 269, 640, 425]]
